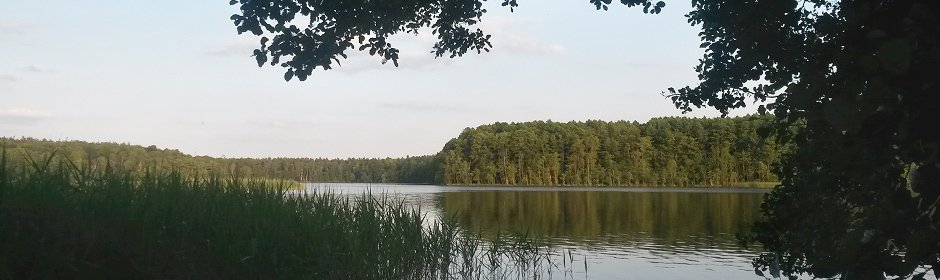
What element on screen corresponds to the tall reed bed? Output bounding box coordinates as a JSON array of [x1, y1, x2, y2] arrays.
[[0, 150, 552, 279]]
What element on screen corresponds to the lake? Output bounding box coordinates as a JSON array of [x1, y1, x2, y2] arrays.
[[303, 183, 768, 279]]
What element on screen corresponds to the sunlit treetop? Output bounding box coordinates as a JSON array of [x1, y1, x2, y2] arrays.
[[228, 0, 664, 81]]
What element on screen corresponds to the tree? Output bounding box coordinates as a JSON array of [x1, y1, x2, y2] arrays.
[[228, 0, 664, 81], [230, 0, 940, 278], [668, 1, 940, 279], [436, 117, 779, 187]]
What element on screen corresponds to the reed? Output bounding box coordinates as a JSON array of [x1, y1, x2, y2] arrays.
[[0, 150, 553, 279]]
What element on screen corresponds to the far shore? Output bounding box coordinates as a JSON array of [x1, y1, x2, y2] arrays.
[[301, 182, 779, 193], [445, 181, 779, 189]]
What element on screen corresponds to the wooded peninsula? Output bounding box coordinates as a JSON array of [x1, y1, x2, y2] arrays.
[[2, 115, 785, 187]]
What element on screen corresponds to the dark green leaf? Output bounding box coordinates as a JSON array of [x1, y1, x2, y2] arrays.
[[879, 39, 912, 75]]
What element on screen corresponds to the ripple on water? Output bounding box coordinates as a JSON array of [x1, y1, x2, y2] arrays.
[[302, 183, 770, 280]]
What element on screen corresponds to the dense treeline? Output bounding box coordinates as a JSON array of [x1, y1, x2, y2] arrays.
[[440, 115, 785, 186], [2, 115, 783, 186], [0, 138, 437, 184]]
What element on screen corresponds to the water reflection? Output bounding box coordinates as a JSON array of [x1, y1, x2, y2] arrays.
[[439, 191, 763, 241], [304, 184, 769, 279], [439, 190, 766, 279]]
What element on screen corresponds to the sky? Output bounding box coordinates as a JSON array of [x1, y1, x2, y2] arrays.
[[0, 0, 756, 159]]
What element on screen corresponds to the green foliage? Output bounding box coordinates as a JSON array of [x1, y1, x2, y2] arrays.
[[0, 137, 438, 184], [3, 115, 784, 188], [0, 151, 550, 279], [228, 0, 664, 80], [668, 1, 940, 278], [439, 115, 784, 187], [228, 0, 940, 277]]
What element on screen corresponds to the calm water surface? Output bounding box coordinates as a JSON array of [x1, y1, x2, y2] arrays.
[[303, 183, 767, 279]]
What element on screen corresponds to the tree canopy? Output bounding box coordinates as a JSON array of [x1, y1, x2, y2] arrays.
[[3, 115, 781, 187], [0, 137, 438, 184], [229, 0, 940, 278], [676, 1, 940, 278], [228, 0, 664, 81], [439, 116, 782, 187]]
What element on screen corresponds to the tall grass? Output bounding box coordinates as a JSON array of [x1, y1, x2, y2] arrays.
[[0, 150, 553, 279]]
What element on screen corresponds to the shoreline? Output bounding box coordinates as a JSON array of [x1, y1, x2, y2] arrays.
[[443, 182, 779, 189], [302, 182, 778, 193]]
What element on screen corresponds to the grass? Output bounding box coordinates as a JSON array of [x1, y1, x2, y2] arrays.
[[0, 150, 554, 279]]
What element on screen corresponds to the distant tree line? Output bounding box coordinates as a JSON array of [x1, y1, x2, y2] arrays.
[[2, 115, 784, 186], [0, 138, 437, 184], [439, 115, 785, 186]]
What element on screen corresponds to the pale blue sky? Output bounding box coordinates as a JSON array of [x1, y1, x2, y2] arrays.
[[0, 0, 753, 158]]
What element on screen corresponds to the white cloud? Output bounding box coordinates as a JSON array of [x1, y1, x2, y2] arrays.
[[479, 17, 567, 55], [20, 65, 53, 73], [331, 51, 454, 74], [0, 74, 17, 82], [387, 19, 567, 56], [0, 108, 53, 124], [298, 29, 454, 74], [246, 120, 318, 129], [205, 36, 259, 57], [333, 18, 568, 73], [0, 21, 33, 39], [378, 101, 473, 113]]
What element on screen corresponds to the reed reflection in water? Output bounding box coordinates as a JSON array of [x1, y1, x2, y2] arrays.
[[439, 190, 767, 279], [306, 184, 770, 279]]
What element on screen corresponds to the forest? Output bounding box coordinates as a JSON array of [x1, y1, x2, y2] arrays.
[[4, 0, 935, 277], [440, 115, 784, 186], [2, 115, 784, 187], [0, 138, 438, 184]]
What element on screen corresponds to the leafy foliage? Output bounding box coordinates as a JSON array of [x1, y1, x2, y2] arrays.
[[4, 115, 782, 188], [228, 0, 664, 81], [668, 1, 940, 278], [439, 116, 783, 186], [0, 137, 437, 184], [230, 0, 940, 278]]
